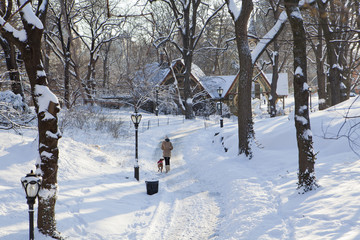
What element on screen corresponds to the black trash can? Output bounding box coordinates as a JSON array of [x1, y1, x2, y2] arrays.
[[145, 180, 159, 195]]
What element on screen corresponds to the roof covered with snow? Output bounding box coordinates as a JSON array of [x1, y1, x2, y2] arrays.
[[139, 59, 206, 87], [265, 73, 289, 96], [199, 75, 236, 99]]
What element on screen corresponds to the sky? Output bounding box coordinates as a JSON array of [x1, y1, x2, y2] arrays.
[[0, 94, 360, 239]]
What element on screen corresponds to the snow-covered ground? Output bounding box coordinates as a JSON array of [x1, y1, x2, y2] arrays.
[[1, 95, 360, 240]]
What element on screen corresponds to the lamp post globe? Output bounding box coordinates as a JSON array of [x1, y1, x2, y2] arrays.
[[21, 170, 42, 240], [217, 87, 223, 98], [131, 111, 142, 181], [131, 112, 142, 127]]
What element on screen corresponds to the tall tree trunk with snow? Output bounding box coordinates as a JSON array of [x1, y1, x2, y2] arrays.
[[308, 24, 327, 110], [226, 0, 254, 158], [182, 7, 195, 119], [179, 0, 201, 119], [269, 39, 279, 117], [267, 0, 283, 118], [285, 0, 317, 191], [0, 0, 61, 237]]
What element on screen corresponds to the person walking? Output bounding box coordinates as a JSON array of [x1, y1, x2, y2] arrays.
[[161, 136, 173, 173]]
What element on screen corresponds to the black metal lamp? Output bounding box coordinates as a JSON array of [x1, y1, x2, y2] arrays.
[[217, 87, 224, 128], [131, 111, 142, 181], [21, 170, 42, 240], [131, 112, 142, 128]]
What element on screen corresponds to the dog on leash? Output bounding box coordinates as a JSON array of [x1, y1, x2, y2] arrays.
[[157, 158, 164, 172]]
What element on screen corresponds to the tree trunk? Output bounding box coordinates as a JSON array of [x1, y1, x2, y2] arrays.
[[102, 42, 111, 89], [181, 3, 195, 119], [314, 26, 327, 110], [269, 39, 279, 117], [22, 38, 61, 239], [183, 52, 194, 119], [316, 0, 343, 106], [64, 40, 71, 109], [285, 0, 317, 191], [226, 0, 254, 158], [0, 39, 24, 99]]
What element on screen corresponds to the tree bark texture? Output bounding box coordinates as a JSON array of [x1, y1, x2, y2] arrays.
[[285, 0, 317, 191]]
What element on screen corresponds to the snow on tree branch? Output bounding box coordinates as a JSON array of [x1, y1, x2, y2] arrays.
[[227, 0, 241, 21], [19, 0, 44, 29], [251, 0, 316, 65], [251, 11, 287, 65], [0, 17, 27, 42]]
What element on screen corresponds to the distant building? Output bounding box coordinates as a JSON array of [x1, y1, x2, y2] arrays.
[[201, 70, 288, 115], [142, 58, 288, 116]]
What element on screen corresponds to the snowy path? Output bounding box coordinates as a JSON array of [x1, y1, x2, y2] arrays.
[[142, 126, 220, 239]]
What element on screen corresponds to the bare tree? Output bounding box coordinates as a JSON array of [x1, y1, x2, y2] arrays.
[[46, 0, 77, 109], [149, 0, 225, 119], [69, 0, 124, 104], [46, 0, 125, 106], [195, 5, 236, 75], [285, 0, 317, 192], [0, 0, 62, 237], [315, 0, 359, 106]]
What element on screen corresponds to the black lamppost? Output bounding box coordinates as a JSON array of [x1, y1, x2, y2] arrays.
[[217, 87, 223, 128], [308, 87, 313, 112], [131, 110, 142, 181], [155, 85, 159, 116], [21, 170, 42, 240]]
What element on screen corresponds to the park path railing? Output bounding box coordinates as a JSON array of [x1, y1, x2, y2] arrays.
[[127, 114, 238, 134]]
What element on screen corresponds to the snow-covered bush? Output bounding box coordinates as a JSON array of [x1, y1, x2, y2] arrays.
[[0, 90, 28, 111], [59, 106, 125, 138], [0, 91, 34, 133]]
